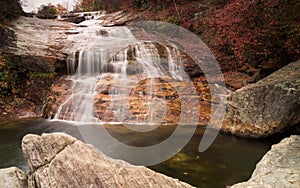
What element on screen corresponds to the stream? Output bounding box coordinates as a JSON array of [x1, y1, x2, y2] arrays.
[[0, 118, 286, 188]]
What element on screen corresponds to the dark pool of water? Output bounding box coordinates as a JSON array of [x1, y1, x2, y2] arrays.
[[0, 118, 290, 188]]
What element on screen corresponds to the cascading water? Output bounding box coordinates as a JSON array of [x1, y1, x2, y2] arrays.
[[53, 18, 193, 124], [108, 42, 189, 124], [54, 47, 104, 122], [54, 22, 137, 122]]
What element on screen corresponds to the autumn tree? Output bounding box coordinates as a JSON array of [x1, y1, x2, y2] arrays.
[[73, 0, 123, 12], [37, 3, 57, 19], [56, 4, 68, 15], [209, 0, 300, 75]]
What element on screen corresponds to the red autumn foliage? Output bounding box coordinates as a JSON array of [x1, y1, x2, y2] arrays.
[[208, 0, 300, 73], [75, 0, 123, 12], [75, 0, 94, 11]]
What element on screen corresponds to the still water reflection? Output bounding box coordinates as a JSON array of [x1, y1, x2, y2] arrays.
[[0, 118, 284, 187]]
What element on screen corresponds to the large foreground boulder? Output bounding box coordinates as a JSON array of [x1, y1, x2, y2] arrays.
[[22, 133, 193, 188], [218, 60, 300, 138], [231, 135, 300, 188]]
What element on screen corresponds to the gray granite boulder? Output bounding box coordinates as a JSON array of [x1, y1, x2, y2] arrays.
[[231, 135, 300, 188], [218, 60, 300, 138]]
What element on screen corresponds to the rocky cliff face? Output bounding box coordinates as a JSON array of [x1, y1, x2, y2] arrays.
[[230, 135, 300, 187], [6, 16, 72, 62], [217, 60, 300, 138], [0, 16, 73, 120]]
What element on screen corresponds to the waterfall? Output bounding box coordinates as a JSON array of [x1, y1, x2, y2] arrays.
[[54, 48, 105, 122], [53, 26, 136, 122], [53, 24, 191, 124]]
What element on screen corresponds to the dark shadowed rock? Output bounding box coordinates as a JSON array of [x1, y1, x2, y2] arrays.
[[59, 16, 85, 24], [22, 133, 193, 188], [230, 135, 300, 188], [217, 60, 300, 138], [0, 167, 28, 188]]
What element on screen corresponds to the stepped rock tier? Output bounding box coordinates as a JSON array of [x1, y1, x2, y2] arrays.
[[44, 39, 213, 124], [43, 16, 223, 125]]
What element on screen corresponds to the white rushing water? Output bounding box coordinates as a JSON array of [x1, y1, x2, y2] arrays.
[[53, 17, 190, 123], [54, 21, 136, 122]]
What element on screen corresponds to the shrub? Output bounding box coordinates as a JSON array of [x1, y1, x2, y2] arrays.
[[0, 0, 23, 22], [164, 16, 181, 26], [37, 4, 57, 19]]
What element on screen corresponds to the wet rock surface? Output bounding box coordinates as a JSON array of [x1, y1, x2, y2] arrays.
[[230, 135, 300, 188], [93, 41, 211, 124], [93, 75, 212, 125], [22, 133, 193, 188], [218, 60, 300, 138], [42, 76, 73, 119], [43, 40, 214, 125]]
